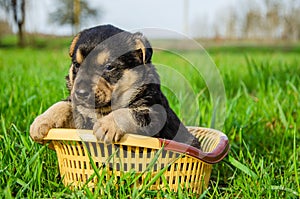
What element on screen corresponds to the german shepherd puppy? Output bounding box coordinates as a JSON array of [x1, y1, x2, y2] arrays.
[[30, 24, 200, 148]]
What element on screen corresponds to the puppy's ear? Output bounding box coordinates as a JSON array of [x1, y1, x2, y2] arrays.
[[133, 32, 153, 64], [69, 33, 81, 58]]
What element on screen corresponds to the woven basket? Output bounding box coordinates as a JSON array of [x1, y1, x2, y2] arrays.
[[43, 127, 229, 194]]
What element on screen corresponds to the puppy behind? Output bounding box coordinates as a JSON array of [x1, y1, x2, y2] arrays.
[[30, 24, 200, 149]]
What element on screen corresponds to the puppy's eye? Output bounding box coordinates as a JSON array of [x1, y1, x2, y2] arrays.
[[72, 62, 80, 74], [104, 64, 114, 71], [74, 63, 80, 68]]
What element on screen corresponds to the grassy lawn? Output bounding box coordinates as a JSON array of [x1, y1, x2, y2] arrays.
[[0, 36, 299, 198]]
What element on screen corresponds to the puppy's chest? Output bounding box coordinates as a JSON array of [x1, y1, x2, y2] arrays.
[[74, 105, 109, 129]]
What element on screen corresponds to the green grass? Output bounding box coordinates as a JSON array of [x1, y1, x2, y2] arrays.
[[0, 37, 299, 198]]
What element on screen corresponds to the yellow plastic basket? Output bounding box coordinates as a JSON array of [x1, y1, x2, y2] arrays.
[[43, 127, 229, 194]]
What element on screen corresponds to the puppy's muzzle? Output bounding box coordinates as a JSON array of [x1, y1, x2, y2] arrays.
[[73, 81, 94, 105]]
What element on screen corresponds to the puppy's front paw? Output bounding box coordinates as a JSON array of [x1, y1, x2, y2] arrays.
[[93, 115, 125, 144], [30, 115, 54, 143]]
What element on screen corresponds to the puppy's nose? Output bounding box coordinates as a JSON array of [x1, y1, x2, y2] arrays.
[[75, 89, 90, 99]]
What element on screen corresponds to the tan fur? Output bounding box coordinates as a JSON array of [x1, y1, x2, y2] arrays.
[[93, 111, 125, 144], [135, 39, 146, 63], [68, 64, 74, 88], [97, 106, 112, 115], [110, 108, 137, 133], [92, 69, 143, 144], [112, 69, 140, 109], [76, 49, 84, 64], [94, 77, 114, 105], [96, 51, 110, 65], [93, 106, 163, 143], [76, 105, 97, 119], [30, 101, 74, 142], [69, 33, 80, 57], [110, 106, 166, 137]]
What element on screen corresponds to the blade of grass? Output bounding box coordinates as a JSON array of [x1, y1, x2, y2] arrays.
[[228, 155, 258, 179], [130, 145, 164, 185], [134, 154, 182, 199], [1, 115, 9, 144], [199, 187, 210, 199], [276, 100, 288, 129], [293, 126, 300, 196], [28, 144, 47, 166], [271, 186, 299, 197], [12, 124, 30, 150]]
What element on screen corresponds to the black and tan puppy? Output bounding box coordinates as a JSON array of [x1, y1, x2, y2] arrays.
[[30, 24, 200, 148]]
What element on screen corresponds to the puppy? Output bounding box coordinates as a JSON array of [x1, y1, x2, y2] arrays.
[[30, 24, 200, 149]]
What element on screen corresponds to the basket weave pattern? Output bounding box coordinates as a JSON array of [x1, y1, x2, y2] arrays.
[[44, 127, 229, 194]]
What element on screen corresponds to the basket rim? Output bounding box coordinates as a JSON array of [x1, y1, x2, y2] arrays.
[[43, 127, 229, 164], [160, 127, 229, 164]]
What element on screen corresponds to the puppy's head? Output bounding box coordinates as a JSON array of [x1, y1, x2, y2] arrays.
[[67, 25, 153, 112], [66, 25, 124, 91]]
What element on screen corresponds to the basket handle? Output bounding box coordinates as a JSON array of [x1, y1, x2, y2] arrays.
[[159, 135, 229, 164]]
